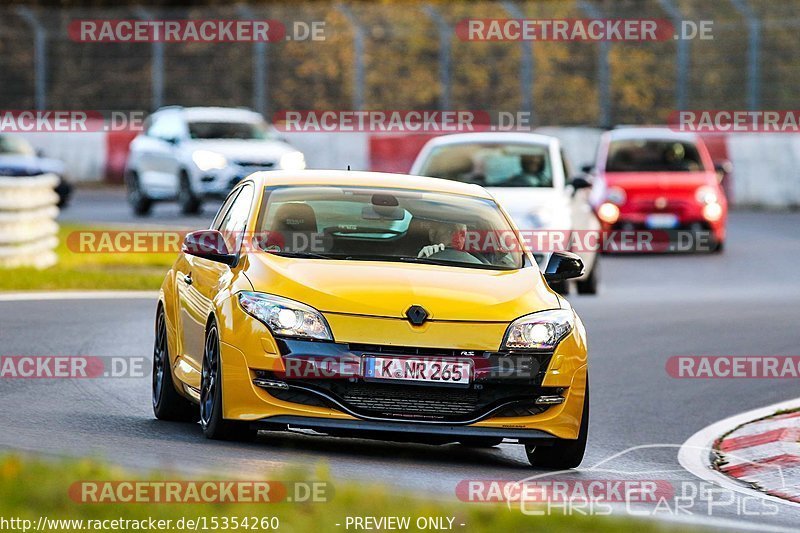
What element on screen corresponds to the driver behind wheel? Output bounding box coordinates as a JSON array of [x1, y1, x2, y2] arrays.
[[418, 221, 467, 258]]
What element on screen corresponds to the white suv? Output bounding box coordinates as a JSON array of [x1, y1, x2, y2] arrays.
[[124, 107, 305, 216]]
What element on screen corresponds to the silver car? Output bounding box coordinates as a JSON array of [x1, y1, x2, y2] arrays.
[[124, 106, 305, 216]]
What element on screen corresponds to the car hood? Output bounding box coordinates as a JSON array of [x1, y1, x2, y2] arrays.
[[0, 155, 64, 175], [244, 253, 559, 322], [603, 171, 717, 194], [184, 139, 297, 163]]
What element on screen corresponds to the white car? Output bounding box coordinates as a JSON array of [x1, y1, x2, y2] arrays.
[[410, 132, 600, 294], [125, 107, 306, 216]]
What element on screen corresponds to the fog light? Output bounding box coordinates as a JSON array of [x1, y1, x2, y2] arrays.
[[597, 202, 620, 224], [703, 202, 723, 222]]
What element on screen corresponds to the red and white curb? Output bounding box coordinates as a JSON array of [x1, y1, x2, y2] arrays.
[[680, 398, 800, 509], [715, 410, 800, 503]]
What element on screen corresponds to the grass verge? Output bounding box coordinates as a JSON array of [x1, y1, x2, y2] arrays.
[[0, 224, 175, 291], [0, 454, 688, 533]]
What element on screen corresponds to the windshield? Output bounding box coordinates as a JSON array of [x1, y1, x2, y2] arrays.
[[188, 121, 269, 140], [418, 143, 553, 188], [256, 186, 524, 270], [606, 139, 705, 172], [0, 136, 35, 156]]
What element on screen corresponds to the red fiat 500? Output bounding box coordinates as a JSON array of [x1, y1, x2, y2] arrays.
[[588, 128, 728, 253]]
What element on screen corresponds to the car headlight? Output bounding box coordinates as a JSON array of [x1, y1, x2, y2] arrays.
[[695, 186, 719, 205], [279, 151, 306, 171], [703, 202, 724, 222], [192, 150, 228, 171], [502, 309, 574, 350], [238, 292, 332, 341]]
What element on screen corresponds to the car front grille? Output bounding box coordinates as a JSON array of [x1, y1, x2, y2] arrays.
[[234, 161, 275, 169], [341, 382, 480, 418]]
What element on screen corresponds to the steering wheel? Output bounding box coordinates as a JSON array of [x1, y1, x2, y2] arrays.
[[426, 247, 486, 264]]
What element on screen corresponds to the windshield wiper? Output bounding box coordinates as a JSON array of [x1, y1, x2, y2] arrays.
[[265, 251, 336, 260], [398, 255, 513, 270]]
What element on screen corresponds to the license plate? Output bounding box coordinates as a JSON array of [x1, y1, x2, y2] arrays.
[[646, 213, 679, 229], [363, 356, 471, 385]]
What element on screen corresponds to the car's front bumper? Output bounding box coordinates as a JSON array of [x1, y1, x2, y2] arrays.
[[216, 307, 588, 441]]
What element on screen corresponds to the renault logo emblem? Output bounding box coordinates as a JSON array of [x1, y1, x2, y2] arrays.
[[405, 305, 429, 326], [655, 197, 668, 209]]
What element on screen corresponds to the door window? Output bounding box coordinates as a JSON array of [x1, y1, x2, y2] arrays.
[[216, 185, 254, 254]]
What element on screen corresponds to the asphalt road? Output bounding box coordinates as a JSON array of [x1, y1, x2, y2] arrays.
[[6, 195, 800, 530], [59, 187, 222, 228]]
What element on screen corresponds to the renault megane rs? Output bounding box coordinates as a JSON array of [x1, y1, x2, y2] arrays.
[[152, 170, 589, 468]]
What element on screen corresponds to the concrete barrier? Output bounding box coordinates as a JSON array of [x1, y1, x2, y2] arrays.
[[282, 131, 371, 171], [0, 174, 60, 269], [727, 133, 800, 208], [13, 125, 800, 208], [17, 126, 107, 183]]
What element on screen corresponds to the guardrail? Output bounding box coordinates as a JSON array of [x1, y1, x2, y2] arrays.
[[0, 174, 59, 269]]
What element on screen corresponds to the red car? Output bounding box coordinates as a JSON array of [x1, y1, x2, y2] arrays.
[[588, 128, 728, 253]]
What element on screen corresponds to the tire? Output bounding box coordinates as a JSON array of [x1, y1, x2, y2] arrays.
[[710, 239, 725, 254], [576, 256, 599, 295], [458, 437, 504, 448], [55, 177, 72, 208], [525, 383, 589, 469], [548, 280, 569, 296], [178, 171, 202, 215], [200, 321, 257, 441], [126, 171, 153, 216], [152, 307, 199, 422]]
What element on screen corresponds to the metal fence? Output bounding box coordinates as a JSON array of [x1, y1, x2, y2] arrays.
[[1, 0, 799, 126]]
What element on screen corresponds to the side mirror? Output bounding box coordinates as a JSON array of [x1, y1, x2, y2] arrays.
[[580, 163, 595, 174], [544, 251, 584, 282], [163, 136, 180, 145], [714, 160, 732, 184], [182, 230, 236, 266], [714, 160, 732, 174], [570, 176, 592, 190]]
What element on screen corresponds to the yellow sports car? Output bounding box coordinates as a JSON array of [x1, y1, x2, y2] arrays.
[[153, 170, 589, 468]]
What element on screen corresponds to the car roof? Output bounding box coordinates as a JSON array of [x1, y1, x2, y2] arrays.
[[245, 170, 494, 199], [156, 106, 264, 123], [421, 131, 558, 148], [606, 126, 700, 143]]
